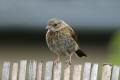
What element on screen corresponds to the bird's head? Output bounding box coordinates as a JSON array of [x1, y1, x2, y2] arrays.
[[46, 18, 68, 32]]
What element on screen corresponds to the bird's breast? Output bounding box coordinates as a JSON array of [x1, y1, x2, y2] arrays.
[[46, 29, 78, 55], [47, 30, 68, 44]]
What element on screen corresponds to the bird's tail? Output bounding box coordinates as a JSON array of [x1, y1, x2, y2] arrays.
[[75, 49, 87, 57]]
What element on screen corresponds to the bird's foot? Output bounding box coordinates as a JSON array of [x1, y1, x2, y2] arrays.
[[65, 59, 72, 66]]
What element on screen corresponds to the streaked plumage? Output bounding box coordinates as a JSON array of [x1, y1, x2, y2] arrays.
[[46, 18, 87, 65]]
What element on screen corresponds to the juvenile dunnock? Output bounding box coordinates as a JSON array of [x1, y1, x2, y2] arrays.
[[46, 18, 87, 65]]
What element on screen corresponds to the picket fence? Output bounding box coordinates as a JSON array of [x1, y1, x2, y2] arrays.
[[1, 60, 120, 80]]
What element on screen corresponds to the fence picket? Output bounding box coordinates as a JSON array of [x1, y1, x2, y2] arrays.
[[82, 62, 92, 80], [37, 62, 43, 80], [53, 63, 62, 80], [11, 62, 18, 80], [28, 60, 37, 80], [111, 65, 120, 80], [64, 65, 70, 80], [18, 60, 27, 80], [1, 62, 10, 80], [1, 60, 120, 80], [72, 65, 82, 80], [102, 64, 112, 80], [44, 61, 53, 80], [90, 64, 98, 80]]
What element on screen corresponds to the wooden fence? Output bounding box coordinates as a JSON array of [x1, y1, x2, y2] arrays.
[[1, 60, 120, 80]]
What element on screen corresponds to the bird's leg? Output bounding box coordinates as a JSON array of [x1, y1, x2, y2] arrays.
[[65, 54, 73, 65], [68, 55, 72, 65], [53, 54, 60, 65]]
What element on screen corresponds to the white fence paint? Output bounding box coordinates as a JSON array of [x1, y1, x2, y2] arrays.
[[82, 62, 92, 80], [53, 63, 62, 80], [44, 61, 53, 80], [102, 64, 112, 80], [18, 60, 27, 80], [64, 65, 70, 80], [90, 64, 98, 80], [1, 62, 10, 80], [111, 65, 120, 80], [1, 60, 120, 80], [28, 60, 37, 80], [11, 62, 18, 80], [72, 65, 82, 80], [37, 62, 43, 80]]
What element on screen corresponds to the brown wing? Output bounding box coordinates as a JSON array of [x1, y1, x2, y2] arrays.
[[66, 26, 79, 44], [66, 26, 87, 57]]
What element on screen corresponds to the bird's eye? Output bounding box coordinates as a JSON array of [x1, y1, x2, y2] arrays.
[[53, 24, 57, 26]]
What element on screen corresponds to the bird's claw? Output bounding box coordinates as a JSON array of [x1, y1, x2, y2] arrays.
[[65, 59, 72, 66]]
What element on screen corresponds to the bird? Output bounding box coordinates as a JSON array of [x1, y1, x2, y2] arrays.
[[46, 18, 87, 65]]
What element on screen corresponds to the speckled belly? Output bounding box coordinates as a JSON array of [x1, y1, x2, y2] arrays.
[[50, 34, 77, 55]]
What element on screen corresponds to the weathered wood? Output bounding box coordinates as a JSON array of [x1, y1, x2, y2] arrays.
[[72, 65, 82, 80], [1, 60, 120, 80], [1, 62, 10, 80], [18, 60, 27, 80], [111, 65, 120, 80], [102, 64, 112, 80], [53, 63, 62, 80], [82, 62, 92, 80], [28, 60, 37, 80], [64, 65, 70, 80], [37, 62, 43, 80], [90, 64, 98, 80], [11, 62, 18, 80], [44, 61, 53, 80]]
